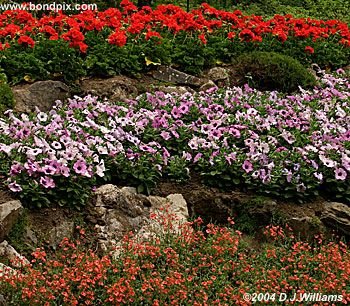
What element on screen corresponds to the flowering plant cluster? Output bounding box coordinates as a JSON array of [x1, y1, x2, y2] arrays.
[[0, 0, 349, 82], [0, 71, 349, 207], [1, 215, 350, 305]]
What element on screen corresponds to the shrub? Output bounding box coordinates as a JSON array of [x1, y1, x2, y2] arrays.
[[0, 73, 14, 116], [234, 51, 317, 92], [0, 40, 85, 84]]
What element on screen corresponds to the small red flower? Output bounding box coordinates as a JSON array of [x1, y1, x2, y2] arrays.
[[18, 35, 35, 48], [239, 29, 256, 42], [227, 32, 235, 40], [0, 42, 10, 50], [108, 30, 127, 47], [305, 45, 314, 54], [199, 33, 207, 45], [145, 31, 162, 41]]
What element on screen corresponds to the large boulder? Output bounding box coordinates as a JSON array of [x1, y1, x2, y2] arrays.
[[12, 80, 70, 113], [0, 240, 29, 268], [80, 76, 138, 102], [88, 184, 189, 251], [206, 67, 229, 82], [320, 202, 350, 236], [152, 66, 205, 87], [0, 200, 23, 242]]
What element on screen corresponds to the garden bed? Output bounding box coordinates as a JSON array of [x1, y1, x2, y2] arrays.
[[0, 1, 349, 85], [0, 70, 349, 209]]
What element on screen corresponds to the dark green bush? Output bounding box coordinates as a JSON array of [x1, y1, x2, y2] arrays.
[[0, 40, 85, 85], [0, 73, 14, 116], [234, 51, 317, 92]]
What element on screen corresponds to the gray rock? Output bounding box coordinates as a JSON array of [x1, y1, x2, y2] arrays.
[[0, 262, 16, 278], [23, 228, 38, 246], [246, 199, 278, 224], [120, 186, 138, 195], [199, 80, 217, 92], [48, 220, 74, 248], [287, 216, 326, 239], [206, 67, 229, 82], [0, 200, 23, 242], [0, 293, 7, 306], [0, 240, 29, 268], [153, 66, 204, 87], [13, 80, 70, 113], [158, 86, 190, 95], [80, 76, 138, 102], [89, 185, 188, 252], [320, 202, 350, 236], [166, 194, 189, 223]]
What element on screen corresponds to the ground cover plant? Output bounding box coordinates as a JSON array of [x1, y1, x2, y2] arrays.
[[1, 213, 350, 305], [233, 51, 317, 92], [0, 1, 349, 83], [0, 70, 349, 208]]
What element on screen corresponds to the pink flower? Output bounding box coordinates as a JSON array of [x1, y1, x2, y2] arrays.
[[73, 159, 88, 175], [335, 168, 347, 181], [40, 176, 55, 188], [8, 181, 22, 192], [242, 160, 253, 173]]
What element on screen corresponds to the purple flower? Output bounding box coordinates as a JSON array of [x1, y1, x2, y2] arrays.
[[335, 168, 347, 181], [160, 131, 171, 140], [10, 162, 24, 176], [73, 159, 88, 175], [171, 107, 181, 119], [193, 153, 202, 163], [51, 141, 62, 150], [40, 176, 56, 188], [314, 172, 323, 181], [8, 181, 22, 192], [37, 112, 48, 122], [242, 160, 253, 173]]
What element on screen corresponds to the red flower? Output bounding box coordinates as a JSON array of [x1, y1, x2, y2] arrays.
[[145, 31, 162, 41], [198, 33, 207, 44], [77, 42, 88, 53], [18, 35, 35, 48], [227, 32, 235, 40], [61, 28, 85, 43], [0, 42, 10, 50], [239, 28, 256, 42], [340, 38, 350, 47], [108, 30, 127, 47], [120, 0, 137, 15], [305, 45, 314, 54]]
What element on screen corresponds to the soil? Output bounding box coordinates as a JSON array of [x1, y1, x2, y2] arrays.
[[153, 176, 326, 221], [0, 188, 14, 204]]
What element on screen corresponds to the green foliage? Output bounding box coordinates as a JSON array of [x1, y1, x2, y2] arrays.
[[0, 40, 85, 84], [235, 0, 350, 24], [84, 32, 142, 77], [234, 51, 317, 92], [6, 210, 31, 256], [165, 156, 190, 183], [171, 36, 216, 75], [32, 40, 86, 83], [0, 74, 14, 116]]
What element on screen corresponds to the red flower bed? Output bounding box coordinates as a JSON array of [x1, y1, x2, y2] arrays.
[[0, 1, 349, 84], [0, 0, 349, 52], [1, 214, 350, 305]]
